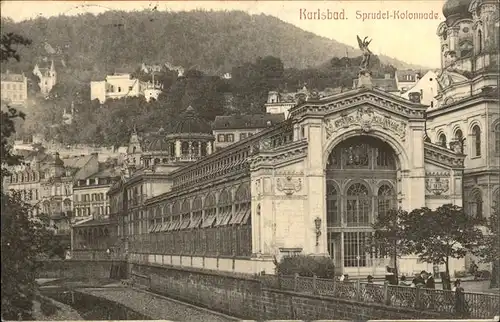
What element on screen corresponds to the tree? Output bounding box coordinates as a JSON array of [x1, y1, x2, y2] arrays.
[[369, 208, 412, 284], [405, 204, 484, 280], [1, 193, 62, 320], [1, 31, 61, 320], [473, 204, 500, 288]]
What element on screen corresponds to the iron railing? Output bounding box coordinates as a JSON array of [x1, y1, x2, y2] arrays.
[[260, 274, 499, 319]]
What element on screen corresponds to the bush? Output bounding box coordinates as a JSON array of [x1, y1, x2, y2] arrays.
[[454, 270, 469, 278], [275, 255, 335, 278], [477, 270, 491, 279]]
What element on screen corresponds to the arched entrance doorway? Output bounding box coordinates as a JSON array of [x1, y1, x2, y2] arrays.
[[325, 136, 399, 276]]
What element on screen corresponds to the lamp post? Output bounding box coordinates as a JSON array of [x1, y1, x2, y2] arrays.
[[314, 217, 322, 246]]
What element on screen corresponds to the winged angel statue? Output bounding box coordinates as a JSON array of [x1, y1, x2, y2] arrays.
[[357, 35, 373, 71]]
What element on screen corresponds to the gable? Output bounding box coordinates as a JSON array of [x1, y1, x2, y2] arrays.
[[290, 87, 427, 121]]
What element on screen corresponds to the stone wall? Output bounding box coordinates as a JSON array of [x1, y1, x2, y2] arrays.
[[131, 263, 453, 320], [36, 260, 126, 280]]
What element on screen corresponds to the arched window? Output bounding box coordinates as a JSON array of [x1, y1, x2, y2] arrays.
[[169, 143, 175, 156], [201, 193, 217, 228], [454, 129, 464, 153], [346, 182, 371, 227], [181, 142, 189, 155], [495, 123, 500, 155], [190, 196, 203, 229], [161, 204, 171, 232], [439, 133, 447, 148], [326, 182, 340, 226], [178, 199, 191, 230], [231, 183, 251, 225], [169, 201, 181, 231], [191, 142, 199, 156], [472, 125, 481, 157], [201, 142, 207, 157], [468, 189, 483, 219], [377, 184, 396, 218], [493, 189, 500, 209], [216, 190, 232, 226]]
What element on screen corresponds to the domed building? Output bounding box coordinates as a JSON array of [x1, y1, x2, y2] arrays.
[[139, 106, 215, 169], [430, 0, 499, 270], [123, 106, 215, 172]]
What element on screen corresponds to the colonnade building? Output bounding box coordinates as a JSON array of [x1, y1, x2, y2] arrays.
[[101, 0, 499, 276]]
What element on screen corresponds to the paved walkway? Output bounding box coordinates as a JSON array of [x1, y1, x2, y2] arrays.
[[79, 287, 237, 321]]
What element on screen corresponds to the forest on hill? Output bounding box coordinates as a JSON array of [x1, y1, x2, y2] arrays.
[[14, 54, 397, 148], [1, 9, 425, 78], [1, 9, 413, 148]]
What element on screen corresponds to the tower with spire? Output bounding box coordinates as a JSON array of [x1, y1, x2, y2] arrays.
[[33, 59, 57, 96]]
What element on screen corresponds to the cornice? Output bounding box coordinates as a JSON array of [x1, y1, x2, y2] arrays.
[[427, 93, 499, 119], [289, 88, 426, 120], [249, 140, 308, 170], [145, 173, 250, 205], [424, 141, 465, 169]]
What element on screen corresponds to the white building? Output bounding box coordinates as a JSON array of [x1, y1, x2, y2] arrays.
[[1, 71, 28, 107], [400, 70, 440, 108], [395, 69, 422, 92], [33, 60, 57, 96], [91, 73, 150, 104]]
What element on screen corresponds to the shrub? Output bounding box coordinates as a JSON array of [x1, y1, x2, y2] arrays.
[[275, 255, 335, 278], [477, 270, 491, 280], [454, 270, 469, 278]]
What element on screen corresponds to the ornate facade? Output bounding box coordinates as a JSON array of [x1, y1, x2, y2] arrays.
[[102, 0, 498, 277]]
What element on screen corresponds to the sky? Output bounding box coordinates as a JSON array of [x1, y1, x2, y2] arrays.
[[0, 0, 446, 68]]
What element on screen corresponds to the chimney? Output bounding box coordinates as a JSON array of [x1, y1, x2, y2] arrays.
[[384, 74, 391, 79]]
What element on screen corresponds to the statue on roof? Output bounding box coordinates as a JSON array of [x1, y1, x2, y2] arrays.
[[357, 35, 373, 71]]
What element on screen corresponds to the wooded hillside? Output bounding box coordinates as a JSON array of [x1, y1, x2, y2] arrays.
[[1, 10, 425, 78]]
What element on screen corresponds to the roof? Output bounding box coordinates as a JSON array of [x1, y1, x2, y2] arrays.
[[86, 166, 121, 179], [213, 113, 286, 130], [1, 73, 25, 82], [73, 217, 112, 227], [62, 155, 93, 169], [353, 78, 399, 92], [170, 106, 212, 134], [114, 67, 135, 75], [395, 70, 422, 83], [442, 0, 472, 21]]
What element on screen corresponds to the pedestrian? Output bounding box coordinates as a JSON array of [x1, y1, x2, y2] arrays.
[[399, 275, 410, 286], [412, 273, 425, 287], [453, 280, 469, 317], [470, 261, 479, 280], [422, 270, 436, 289]]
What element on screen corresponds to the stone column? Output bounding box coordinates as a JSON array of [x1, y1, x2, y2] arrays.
[[188, 141, 192, 158], [207, 142, 213, 155], [449, 26, 460, 60], [198, 141, 202, 156], [406, 120, 426, 210], [175, 140, 181, 158], [305, 120, 328, 255]]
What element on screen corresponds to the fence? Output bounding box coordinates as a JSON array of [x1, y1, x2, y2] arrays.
[[259, 274, 500, 319]]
